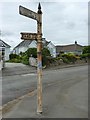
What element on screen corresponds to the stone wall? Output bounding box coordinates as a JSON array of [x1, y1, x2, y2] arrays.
[[29, 57, 37, 67]]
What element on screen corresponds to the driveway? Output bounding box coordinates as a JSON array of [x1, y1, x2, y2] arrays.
[[2, 63, 37, 76]]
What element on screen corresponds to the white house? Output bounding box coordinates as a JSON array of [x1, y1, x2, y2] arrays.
[[13, 40, 37, 55], [0, 39, 11, 61], [47, 41, 56, 58], [13, 38, 56, 57]]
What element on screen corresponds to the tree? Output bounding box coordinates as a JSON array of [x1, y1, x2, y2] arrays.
[[61, 53, 77, 63], [25, 48, 37, 58], [42, 48, 51, 56], [42, 48, 51, 66], [22, 48, 51, 66], [9, 54, 19, 60], [83, 46, 90, 54], [81, 45, 90, 59]]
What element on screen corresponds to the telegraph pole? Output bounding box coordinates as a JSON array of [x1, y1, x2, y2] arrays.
[[37, 3, 42, 114]]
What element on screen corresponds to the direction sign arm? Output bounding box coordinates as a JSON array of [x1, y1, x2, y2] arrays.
[[19, 5, 38, 21]]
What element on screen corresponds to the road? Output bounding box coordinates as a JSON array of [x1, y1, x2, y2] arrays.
[[2, 65, 88, 118], [2, 65, 88, 107]]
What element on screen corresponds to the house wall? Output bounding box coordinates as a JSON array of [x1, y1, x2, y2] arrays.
[[47, 42, 56, 58], [0, 47, 5, 68], [28, 41, 37, 48], [13, 47, 27, 55], [74, 50, 82, 55], [5, 47, 10, 60], [56, 44, 83, 56], [18, 41, 37, 53], [19, 46, 28, 54], [14, 41, 37, 55], [63, 50, 82, 55], [13, 40, 57, 58], [14, 48, 19, 55]]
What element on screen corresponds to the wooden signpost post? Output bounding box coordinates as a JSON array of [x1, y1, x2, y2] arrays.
[[19, 3, 43, 114]]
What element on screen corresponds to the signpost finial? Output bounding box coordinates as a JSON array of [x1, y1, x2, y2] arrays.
[[38, 3, 42, 14]]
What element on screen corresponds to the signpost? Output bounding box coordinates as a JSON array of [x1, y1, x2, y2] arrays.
[[19, 5, 39, 21], [20, 33, 42, 40], [19, 3, 43, 114]]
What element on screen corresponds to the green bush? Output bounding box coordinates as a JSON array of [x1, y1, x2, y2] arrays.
[[25, 48, 37, 58], [42, 56, 48, 66], [83, 46, 90, 54], [80, 53, 90, 58], [8, 48, 52, 66], [42, 48, 51, 66], [80, 45, 90, 60], [62, 57, 70, 64], [9, 54, 19, 60], [22, 48, 51, 66], [9, 58, 21, 63], [55, 57, 61, 61], [21, 55, 29, 65], [42, 48, 51, 57], [61, 53, 77, 63]]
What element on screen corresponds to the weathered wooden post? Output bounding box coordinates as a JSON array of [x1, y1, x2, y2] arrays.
[[37, 3, 42, 114], [19, 3, 43, 114]]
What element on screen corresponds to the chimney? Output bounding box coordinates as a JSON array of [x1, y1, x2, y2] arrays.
[[75, 41, 77, 44]]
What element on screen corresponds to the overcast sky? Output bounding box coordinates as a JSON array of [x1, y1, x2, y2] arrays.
[[0, 0, 89, 49]]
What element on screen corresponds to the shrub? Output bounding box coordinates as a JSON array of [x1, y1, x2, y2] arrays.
[[21, 48, 51, 66], [42, 48, 51, 56], [9, 54, 19, 60], [62, 57, 70, 64], [42, 48, 51, 66], [25, 48, 37, 58], [21, 55, 29, 65], [80, 53, 90, 58], [9, 58, 21, 63], [82, 46, 90, 54], [61, 53, 77, 63]]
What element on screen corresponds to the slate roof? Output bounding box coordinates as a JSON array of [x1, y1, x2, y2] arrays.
[[56, 43, 83, 53], [14, 40, 33, 49], [0, 39, 11, 48], [14, 38, 50, 49]]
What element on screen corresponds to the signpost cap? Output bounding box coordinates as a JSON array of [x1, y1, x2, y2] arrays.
[[38, 3, 41, 9], [38, 3, 42, 14]]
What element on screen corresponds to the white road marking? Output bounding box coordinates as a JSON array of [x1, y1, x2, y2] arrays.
[[21, 73, 37, 77]]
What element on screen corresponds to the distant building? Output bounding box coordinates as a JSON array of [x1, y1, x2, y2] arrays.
[[46, 41, 56, 58], [13, 40, 37, 55], [42, 38, 56, 57], [13, 38, 56, 57], [0, 39, 11, 61], [56, 41, 84, 55]]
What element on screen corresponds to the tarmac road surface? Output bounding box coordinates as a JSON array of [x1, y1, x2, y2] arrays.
[[2, 64, 88, 118]]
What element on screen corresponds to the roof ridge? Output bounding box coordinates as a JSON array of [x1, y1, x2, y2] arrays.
[[0, 39, 11, 47], [56, 43, 83, 47], [14, 40, 33, 49]]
